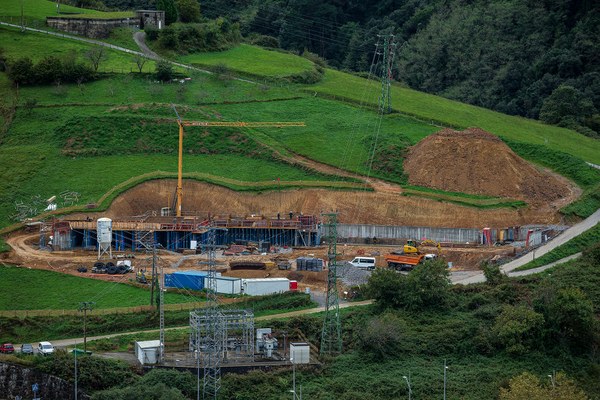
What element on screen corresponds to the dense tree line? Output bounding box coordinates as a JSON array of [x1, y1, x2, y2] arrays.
[[200, 0, 600, 136]]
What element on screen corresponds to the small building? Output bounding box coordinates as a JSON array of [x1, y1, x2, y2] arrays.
[[135, 340, 161, 365], [290, 342, 310, 364], [136, 10, 165, 29]]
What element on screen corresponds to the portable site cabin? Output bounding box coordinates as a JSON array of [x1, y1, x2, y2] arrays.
[[135, 340, 161, 365], [204, 276, 242, 295], [242, 278, 290, 296]]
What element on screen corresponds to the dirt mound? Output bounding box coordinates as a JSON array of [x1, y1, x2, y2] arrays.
[[70, 179, 572, 229], [403, 128, 572, 202]]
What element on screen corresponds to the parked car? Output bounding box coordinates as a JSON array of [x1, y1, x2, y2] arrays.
[[20, 343, 34, 355], [38, 341, 54, 356], [0, 343, 15, 354], [348, 256, 376, 270]]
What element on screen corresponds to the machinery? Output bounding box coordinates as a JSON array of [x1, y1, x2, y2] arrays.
[[384, 253, 437, 271], [403, 239, 442, 255], [168, 106, 305, 217]]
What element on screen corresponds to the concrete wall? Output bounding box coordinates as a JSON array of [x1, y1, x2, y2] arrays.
[[0, 362, 89, 400], [46, 17, 135, 38], [334, 224, 481, 244]]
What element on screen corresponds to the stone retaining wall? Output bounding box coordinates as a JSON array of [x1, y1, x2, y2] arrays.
[[46, 16, 136, 38]]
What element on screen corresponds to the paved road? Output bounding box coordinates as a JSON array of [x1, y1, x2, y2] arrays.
[[132, 31, 160, 60], [34, 300, 374, 350], [452, 208, 600, 285]]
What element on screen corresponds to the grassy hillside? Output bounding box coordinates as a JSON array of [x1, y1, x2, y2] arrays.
[[1, 20, 598, 229], [179, 44, 314, 78], [0, 265, 196, 310], [308, 69, 600, 165], [0, 27, 147, 72], [0, 0, 97, 22]]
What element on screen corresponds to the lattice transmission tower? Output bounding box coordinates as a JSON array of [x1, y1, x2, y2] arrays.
[[320, 212, 342, 355], [375, 34, 398, 114]]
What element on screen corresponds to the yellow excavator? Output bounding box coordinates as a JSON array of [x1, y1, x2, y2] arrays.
[[403, 239, 442, 255]]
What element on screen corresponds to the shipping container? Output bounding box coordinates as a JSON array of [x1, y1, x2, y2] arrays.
[[289, 280, 298, 291], [242, 278, 290, 296], [205, 276, 242, 295], [164, 270, 208, 291]]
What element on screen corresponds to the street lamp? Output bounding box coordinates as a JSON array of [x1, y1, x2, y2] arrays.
[[289, 357, 302, 400], [402, 374, 412, 400], [443, 359, 449, 400]]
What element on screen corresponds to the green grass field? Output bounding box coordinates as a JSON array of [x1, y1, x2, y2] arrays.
[[0, 0, 97, 22], [0, 265, 196, 310], [308, 69, 600, 164], [63, 12, 135, 19], [178, 44, 314, 78], [0, 26, 147, 72]]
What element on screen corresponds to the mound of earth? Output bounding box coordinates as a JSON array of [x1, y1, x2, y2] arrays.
[[73, 179, 569, 229], [403, 128, 572, 202]]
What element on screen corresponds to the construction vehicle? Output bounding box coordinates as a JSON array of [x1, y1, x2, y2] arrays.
[[403, 239, 442, 255], [168, 106, 305, 217], [384, 253, 437, 271]]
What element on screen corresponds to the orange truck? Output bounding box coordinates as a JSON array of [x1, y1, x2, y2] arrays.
[[384, 253, 436, 271]]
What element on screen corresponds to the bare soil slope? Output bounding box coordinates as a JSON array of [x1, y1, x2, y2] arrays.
[[403, 128, 572, 203], [86, 179, 565, 228]]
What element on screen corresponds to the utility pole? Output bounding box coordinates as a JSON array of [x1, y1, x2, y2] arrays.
[[78, 302, 95, 353], [320, 212, 342, 355], [376, 34, 398, 114], [443, 359, 448, 400]]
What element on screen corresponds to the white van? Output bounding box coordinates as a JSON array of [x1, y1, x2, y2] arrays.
[[38, 341, 54, 356], [348, 257, 376, 270]]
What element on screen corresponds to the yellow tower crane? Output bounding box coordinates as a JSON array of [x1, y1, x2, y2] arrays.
[[170, 105, 305, 217]]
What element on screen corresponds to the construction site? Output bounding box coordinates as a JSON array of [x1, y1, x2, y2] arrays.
[[0, 38, 590, 400]]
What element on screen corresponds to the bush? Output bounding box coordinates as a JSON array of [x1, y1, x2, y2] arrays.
[[155, 60, 174, 82], [152, 19, 241, 53], [145, 26, 159, 41], [491, 305, 544, 355], [7, 56, 94, 86], [357, 312, 406, 358], [250, 34, 280, 48], [7, 57, 34, 85]]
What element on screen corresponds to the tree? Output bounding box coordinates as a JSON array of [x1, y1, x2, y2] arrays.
[[133, 54, 148, 73], [482, 262, 505, 286], [535, 286, 596, 351], [404, 258, 451, 309], [176, 0, 200, 23], [156, 0, 178, 25], [491, 305, 544, 355], [33, 56, 62, 84], [155, 60, 173, 82], [539, 85, 596, 126], [499, 371, 588, 400], [367, 258, 451, 311], [367, 268, 405, 309], [7, 57, 34, 85], [84, 46, 108, 73]]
